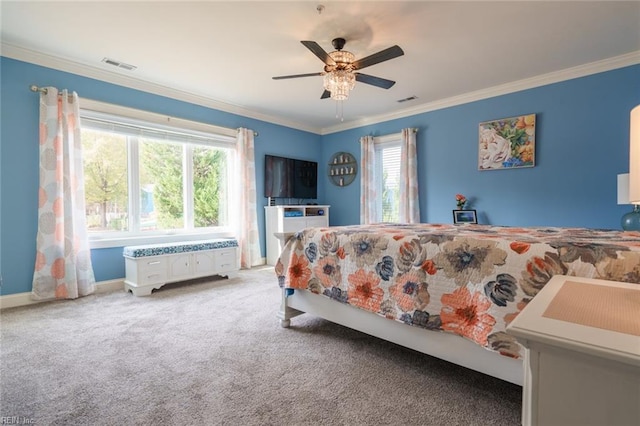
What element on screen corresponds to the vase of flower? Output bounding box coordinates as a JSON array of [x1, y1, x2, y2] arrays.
[[455, 193, 467, 210]]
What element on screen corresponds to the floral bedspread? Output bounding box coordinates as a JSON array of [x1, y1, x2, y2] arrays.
[[275, 223, 640, 358]]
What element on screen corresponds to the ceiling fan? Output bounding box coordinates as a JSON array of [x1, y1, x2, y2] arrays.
[[272, 38, 404, 101]]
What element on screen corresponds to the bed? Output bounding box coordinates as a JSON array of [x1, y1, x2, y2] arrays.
[[275, 223, 640, 385]]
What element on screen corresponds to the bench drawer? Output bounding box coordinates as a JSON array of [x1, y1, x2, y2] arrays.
[[138, 256, 168, 273], [215, 249, 237, 272], [138, 269, 168, 286]]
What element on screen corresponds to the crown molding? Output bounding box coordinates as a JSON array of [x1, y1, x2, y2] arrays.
[[4, 42, 638, 136], [1, 42, 322, 135], [320, 50, 640, 135]]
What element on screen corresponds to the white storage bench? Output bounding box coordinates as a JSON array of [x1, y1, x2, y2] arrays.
[[123, 238, 239, 296]]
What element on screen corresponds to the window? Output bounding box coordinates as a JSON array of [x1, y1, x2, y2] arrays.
[[374, 135, 401, 223], [80, 100, 236, 248]]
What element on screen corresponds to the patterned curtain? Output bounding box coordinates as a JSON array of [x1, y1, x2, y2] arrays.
[[360, 135, 377, 224], [235, 128, 262, 268], [399, 128, 421, 223], [32, 88, 95, 300]]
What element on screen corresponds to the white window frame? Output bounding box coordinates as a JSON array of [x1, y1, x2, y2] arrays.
[[373, 132, 402, 223], [80, 99, 238, 249]]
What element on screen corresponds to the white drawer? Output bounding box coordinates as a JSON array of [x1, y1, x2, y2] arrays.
[[138, 256, 167, 273], [138, 269, 167, 285], [215, 249, 237, 272]]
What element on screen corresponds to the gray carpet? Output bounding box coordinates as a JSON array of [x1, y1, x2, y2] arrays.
[[1, 266, 522, 425]]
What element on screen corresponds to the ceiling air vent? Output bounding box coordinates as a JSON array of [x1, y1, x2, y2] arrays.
[[397, 96, 418, 103], [101, 57, 137, 71]]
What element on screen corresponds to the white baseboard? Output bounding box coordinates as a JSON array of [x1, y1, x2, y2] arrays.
[[0, 293, 42, 310], [0, 279, 125, 310], [95, 278, 125, 294]]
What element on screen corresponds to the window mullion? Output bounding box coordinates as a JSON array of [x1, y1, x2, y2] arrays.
[[129, 137, 141, 232], [184, 145, 194, 230]]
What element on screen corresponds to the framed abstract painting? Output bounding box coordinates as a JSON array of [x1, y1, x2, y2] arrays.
[[478, 114, 536, 170]]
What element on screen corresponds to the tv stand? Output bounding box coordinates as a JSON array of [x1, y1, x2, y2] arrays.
[[264, 205, 330, 265]]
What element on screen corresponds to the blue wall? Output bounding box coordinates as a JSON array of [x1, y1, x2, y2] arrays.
[[0, 57, 321, 296], [322, 65, 640, 228], [1, 57, 639, 296]]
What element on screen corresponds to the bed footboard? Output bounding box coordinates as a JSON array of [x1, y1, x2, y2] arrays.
[[279, 288, 524, 385]]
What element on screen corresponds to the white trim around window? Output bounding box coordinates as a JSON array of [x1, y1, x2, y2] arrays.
[[81, 99, 237, 139], [80, 98, 237, 249]]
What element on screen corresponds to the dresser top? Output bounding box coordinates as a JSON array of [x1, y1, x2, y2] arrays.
[[507, 275, 640, 367]]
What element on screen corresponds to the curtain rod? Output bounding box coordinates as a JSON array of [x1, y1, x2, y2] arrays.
[[382, 128, 418, 133], [30, 84, 77, 104], [31, 84, 258, 137], [30, 84, 50, 94], [30, 84, 72, 96], [237, 128, 259, 137], [361, 128, 419, 142], [365, 128, 419, 138]]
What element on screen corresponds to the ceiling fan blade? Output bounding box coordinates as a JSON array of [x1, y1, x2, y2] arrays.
[[301, 41, 335, 66], [320, 90, 331, 99], [352, 45, 404, 70], [355, 73, 396, 89], [272, 72, 324, 80]]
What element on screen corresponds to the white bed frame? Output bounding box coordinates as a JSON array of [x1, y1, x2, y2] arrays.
[[278, 288, 524, 386]]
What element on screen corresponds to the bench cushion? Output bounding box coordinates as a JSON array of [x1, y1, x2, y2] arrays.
[[123, 238, 238, 258]]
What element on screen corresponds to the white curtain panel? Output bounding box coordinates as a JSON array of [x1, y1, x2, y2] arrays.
[[359, 135, 377, 224], [235, 128, 262, 268], [399, 128, 421, 223], [32, 88, 96, 300]]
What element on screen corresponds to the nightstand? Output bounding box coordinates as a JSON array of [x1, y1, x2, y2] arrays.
[[507, 275, 640, 426]]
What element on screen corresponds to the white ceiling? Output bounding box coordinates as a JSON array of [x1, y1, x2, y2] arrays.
[[2, 1, 640, 134]]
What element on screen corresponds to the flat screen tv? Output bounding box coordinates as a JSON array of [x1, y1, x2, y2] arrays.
[[264, 154, 317, 200]]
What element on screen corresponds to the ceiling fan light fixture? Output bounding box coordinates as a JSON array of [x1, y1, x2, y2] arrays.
[[323, 48, 356, 100], [323, 70, 356, 101], [273, 37, 403, 107], [328, 49, 355, 65]]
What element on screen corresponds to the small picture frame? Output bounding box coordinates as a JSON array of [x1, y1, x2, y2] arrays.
[[453, 209, 477, 224]]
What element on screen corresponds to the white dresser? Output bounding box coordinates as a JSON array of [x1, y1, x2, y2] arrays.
[[264, 205, 329, 265], [507, 275, 640, 426]]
